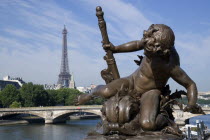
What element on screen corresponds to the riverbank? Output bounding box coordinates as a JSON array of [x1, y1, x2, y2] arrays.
[[0, 120, 29, 126], [70, 115, 100, 120], [0, 116, 45, 125]]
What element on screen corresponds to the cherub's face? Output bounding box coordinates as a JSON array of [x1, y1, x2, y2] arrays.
[[144, 37, 169, 57], [144, 37, 159, 53]]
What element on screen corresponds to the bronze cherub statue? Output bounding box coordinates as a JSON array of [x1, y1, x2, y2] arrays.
[[76, 6, 204, 138]]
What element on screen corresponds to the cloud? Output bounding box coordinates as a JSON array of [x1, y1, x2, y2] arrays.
[[171, 32, 210, 92], [0, 0, 152, 86], [0, 0, 209, 92], [0, 0, 106, 86], [200, 21, 210, 26], [85, 0, 151, 41]]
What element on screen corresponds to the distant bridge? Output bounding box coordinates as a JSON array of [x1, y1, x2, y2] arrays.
[[173, 106, 210, 125], [0, 105, 102, 124], [0, 105, 209, 124]]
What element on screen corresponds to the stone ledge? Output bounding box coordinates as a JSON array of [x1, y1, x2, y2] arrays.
[[85, 134, 182, 140]]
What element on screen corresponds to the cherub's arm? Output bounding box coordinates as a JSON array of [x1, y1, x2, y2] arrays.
[[103, 39, 145, 53], [170, 66, 198, 106], [113, 39, 145, 53]]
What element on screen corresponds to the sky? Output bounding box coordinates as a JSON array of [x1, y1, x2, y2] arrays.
[[0, 0, 210, 92]]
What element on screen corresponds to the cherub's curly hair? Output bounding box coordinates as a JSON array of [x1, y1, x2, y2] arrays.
[[144, 24, 175, 50]]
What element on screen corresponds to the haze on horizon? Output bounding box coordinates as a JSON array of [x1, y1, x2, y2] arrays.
[[0, 0, 210, 92]]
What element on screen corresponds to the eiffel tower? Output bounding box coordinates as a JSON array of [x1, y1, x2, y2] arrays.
[[57, 25, 71, 87]]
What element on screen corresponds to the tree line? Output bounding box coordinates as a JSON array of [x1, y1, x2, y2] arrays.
[[0, 83, 104, 108], [177, 96, 210, 105], [1, 83, 209, 108]]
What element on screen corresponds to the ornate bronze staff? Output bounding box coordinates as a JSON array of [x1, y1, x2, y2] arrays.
[[96, 6, 120, 84]]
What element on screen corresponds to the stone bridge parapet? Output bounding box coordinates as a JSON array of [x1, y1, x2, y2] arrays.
[[0, 105, 102, 124], [0, 105, 209, 124]]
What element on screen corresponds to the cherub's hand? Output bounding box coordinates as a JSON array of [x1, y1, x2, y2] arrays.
[[74, 94, 92, 106], [73, 95, 80, 106], [183, 104, 205, 114], [102, 42, 115, 51]]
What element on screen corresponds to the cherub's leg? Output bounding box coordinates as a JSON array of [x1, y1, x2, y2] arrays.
[[139, 89, 161, 131], [139, 89, 182, 136], [76, 77, 131, 105]]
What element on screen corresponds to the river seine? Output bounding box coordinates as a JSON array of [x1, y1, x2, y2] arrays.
[[0, 115, 210, 140], [0, 119, 101, 140]]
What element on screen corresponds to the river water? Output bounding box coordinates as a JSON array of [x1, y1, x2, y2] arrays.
[[0, 115, 210, 140], [0, 119, 101, 140]]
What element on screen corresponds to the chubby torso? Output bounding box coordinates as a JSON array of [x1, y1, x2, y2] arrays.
[[131, 48, 179, 95]]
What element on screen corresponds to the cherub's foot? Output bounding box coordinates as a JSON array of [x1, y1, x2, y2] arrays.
[[74, 94, 92, 106]]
